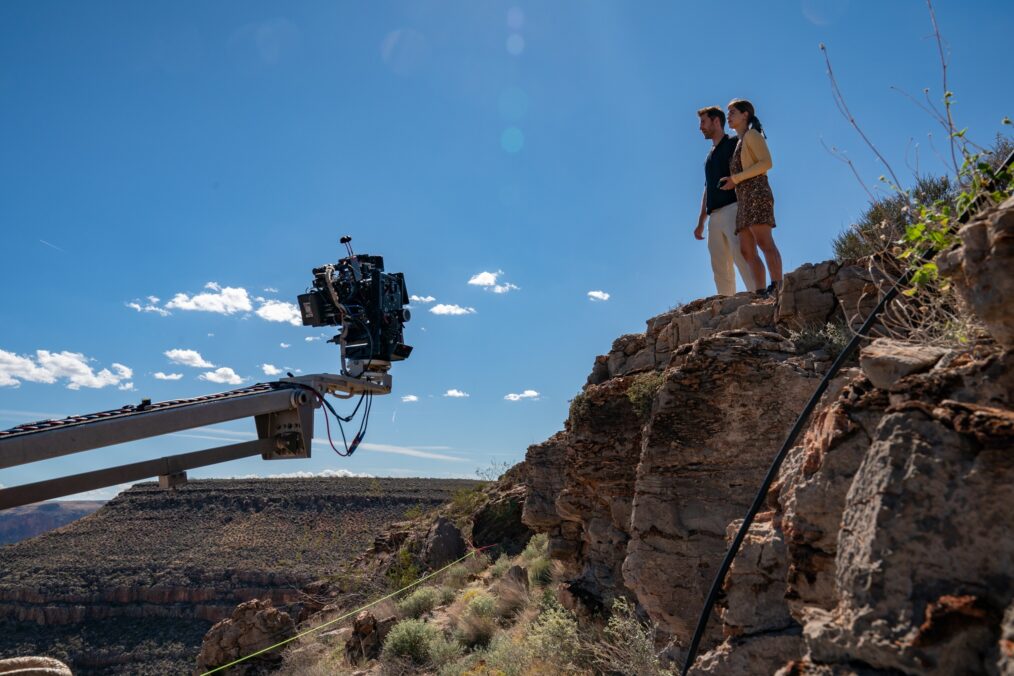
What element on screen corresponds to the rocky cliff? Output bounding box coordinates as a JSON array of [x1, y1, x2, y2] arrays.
[[522, 197, 1014, 674]]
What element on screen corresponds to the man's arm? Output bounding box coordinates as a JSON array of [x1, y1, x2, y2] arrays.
[[694, 188, 707, 240]]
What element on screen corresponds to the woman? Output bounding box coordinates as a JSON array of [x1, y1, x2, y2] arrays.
[[718, 99, 783, 296]]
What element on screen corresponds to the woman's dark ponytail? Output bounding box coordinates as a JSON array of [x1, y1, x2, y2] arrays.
[[729, 98, 767, 138]]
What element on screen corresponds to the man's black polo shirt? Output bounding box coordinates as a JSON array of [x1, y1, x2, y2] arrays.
[[704, 134, 738, 214]]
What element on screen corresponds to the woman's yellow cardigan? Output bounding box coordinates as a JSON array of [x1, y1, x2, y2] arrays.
[[731, 128, 773, 184]]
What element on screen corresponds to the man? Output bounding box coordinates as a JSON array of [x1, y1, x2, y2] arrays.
[[695, 106, 754, 295]]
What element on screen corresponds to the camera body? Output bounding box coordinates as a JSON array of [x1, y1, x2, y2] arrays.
[[298, 252, 412, 369]]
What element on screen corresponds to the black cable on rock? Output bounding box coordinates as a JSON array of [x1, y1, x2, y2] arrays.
[[681, 149, 1013, 675]]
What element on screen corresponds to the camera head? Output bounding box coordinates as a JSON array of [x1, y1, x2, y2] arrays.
[[298, 237, 412, 377]]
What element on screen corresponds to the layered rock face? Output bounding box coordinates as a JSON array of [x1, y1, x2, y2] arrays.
[[523, 203, 1014, 675], [0, 477, 480, 675]]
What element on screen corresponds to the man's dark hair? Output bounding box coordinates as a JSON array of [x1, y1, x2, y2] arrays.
[[697, 106, 725, 127]]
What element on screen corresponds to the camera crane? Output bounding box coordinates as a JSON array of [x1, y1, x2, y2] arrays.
[[0, 238, 412, 511]]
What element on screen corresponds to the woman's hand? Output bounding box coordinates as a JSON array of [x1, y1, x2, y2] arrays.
[[718, 176, 736, 190]]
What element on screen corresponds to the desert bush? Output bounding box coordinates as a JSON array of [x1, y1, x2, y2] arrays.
[[427, 634, 465, 669], [449, 590, 500, 648], [568, 391, 591, 421], [590, 597, 673, 676], [526, 598, 585, 671], [832, 174, 954, 263], [464, 550, 492, 575], [520, 533, 547, 563], [789, 320, 851, 359], [385, 548, 420, 590], [451, 486, 487, 516], [437, 586, 457, 605], [626, 370, 665, 419], [442, 563, 471, 589], [381, 619, 441, 665], [490, 554, 512, 578], [492, 577, 530, 620], [403, 504, 425, 520], [526, 557, 552, 588], [397, 586, 440, 619]]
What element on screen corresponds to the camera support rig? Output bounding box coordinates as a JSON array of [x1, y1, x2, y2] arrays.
[[0, 237, 412, 511]]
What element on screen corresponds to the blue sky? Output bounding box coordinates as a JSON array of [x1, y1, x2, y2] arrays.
[[1, 1, 1012, 499]]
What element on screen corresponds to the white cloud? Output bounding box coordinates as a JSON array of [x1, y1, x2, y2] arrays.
[[0, 349, 132, 390], [147, 296, 160, 304], [356, 442, 468, 462], [587, 290, 610, 302], [444, 389, 469, 398], [504, 389, 540, 401], [305, 336, 319, 342], [469, 270, 519, 294], [280, 342, 291, 349], [165, 282, 252, 314], [164, 349, 214, 368], [126, 300, 171, 316], [410, 295, 436, 303], [118, 382, 135, 391], [263, 287, 279, 293], [430, 304, 476, 316], [261, 363, 282, 376], [401, 394, 419, 403], [199, 367, 245, 385], [232, 468, 373, 479], [468, 270, 501, 287], [154, 372, 183, 380], [255, 300, 301, 326]]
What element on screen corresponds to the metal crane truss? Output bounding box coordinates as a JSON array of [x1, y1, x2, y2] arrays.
[[0, 373, 390, 510]]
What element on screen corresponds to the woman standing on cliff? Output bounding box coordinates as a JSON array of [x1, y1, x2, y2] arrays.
[[719, 99, 783, 296]]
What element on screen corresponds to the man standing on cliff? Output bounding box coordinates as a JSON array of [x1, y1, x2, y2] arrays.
[[695, 106, 754, 294]]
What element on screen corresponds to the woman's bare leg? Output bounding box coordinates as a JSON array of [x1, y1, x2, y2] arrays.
[[738, 228, 766, 291], [750, 225, 782, 283]]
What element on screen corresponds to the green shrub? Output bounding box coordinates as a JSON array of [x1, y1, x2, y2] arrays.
[[381, 619, 441, 664], [626, 371, 665, 419], [397, 586, 440, 619], [437, 586, 456, 605], [450, 486, 487, 516], [831, 174, 954, 263], [526, 557, 553, 588], [490, 554, 512, 578], [427, 634, 464, 669], [789, 320, 851, 359], [403, 503, 426, 520], [385, 548, 420, 590], [520, 533, 548, 562], [592, 597, 673, 676], [442, 563, 470, 589], [526, 599, 584, 670], [453, 590, 499, 648], [568, 391, 591, 421]]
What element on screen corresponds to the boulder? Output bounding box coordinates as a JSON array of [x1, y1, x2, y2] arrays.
[[859, 338, 948, 390], [344, 610, 396, 665], [196, 598, 295, 674], [422, 517, 466, 569]]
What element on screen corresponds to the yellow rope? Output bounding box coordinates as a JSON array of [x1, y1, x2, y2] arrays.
[[201, 547, 488, 675]]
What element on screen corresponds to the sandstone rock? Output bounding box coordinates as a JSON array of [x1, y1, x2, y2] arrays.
[[0, 656, 73, 676], [344, 610, 396, 665], [196, 598, 295, 674], [422, 517, 466, 569], [521, 433, 568, 531], [688, 628, 802, 676], [720, 519, 794, 636], [938, 195, 1014, 347], [623, 331, 820, 646], [859, 338, 948, 390]]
